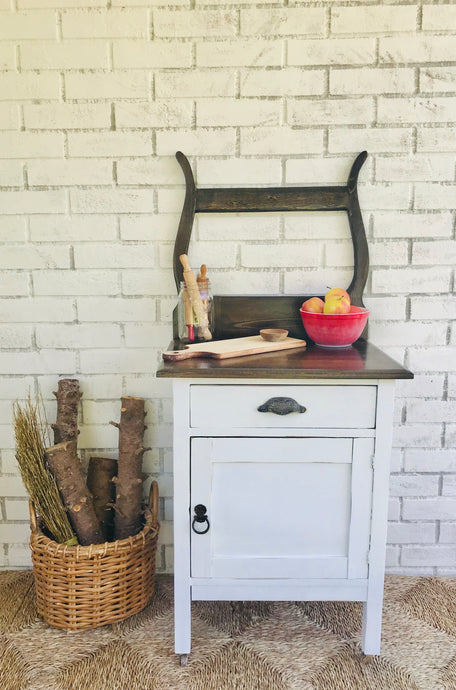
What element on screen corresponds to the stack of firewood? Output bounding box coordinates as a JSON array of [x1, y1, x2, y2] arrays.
[[37, 379, 148, 545]]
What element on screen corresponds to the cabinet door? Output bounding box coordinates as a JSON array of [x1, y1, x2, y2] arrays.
[[190, 437, 373, 580]]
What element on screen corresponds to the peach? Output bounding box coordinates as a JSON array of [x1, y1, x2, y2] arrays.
[[324, 288, 350, 314], [325, 288, 350, 304], [323, 297, 351, 314], [301, 297, 324, 314]]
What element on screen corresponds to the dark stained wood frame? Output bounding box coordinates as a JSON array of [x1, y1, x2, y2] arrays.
[[172, 151, 369, 341]]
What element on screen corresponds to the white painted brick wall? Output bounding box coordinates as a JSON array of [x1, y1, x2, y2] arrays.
[[0, 2, 455, 575]]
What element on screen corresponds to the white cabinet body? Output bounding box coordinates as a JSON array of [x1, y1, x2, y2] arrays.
[[172, 378, 395, 659]]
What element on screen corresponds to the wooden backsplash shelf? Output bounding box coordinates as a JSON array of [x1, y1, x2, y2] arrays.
[[172, 150, 370, 341]]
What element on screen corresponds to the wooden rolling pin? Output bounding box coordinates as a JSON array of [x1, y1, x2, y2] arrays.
[[180, 254, 212, 341], [197, 264, 208, 291], [183, 287, 194, 342]]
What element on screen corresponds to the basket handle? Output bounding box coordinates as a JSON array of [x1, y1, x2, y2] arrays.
[[148, 480, 159, 525], [29, 500, 38, 534]]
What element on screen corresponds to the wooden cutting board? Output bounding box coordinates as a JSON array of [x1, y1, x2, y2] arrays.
[[162, 335, 307, 362]]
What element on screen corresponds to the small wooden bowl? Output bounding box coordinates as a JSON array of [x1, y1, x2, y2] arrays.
[[260, 329, 288, 342]]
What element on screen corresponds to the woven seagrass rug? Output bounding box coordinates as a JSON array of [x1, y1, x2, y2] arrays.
[[1, 572, 456, 690]]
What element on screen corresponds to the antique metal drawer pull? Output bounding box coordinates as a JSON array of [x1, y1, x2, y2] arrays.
[[257, 397, 307, 416], [192, 504, 210, 534]]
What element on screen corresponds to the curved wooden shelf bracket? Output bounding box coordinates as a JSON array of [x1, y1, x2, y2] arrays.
[[347, 150, 367, 194], [172, 150, 369, 340], [346, 151, 369, 308], [173, 151, 197, 291]]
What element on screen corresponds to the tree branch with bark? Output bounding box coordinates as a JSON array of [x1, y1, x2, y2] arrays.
[[110, 396, 150, 540]]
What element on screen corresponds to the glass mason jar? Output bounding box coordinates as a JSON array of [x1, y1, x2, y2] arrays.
[[177, 280, 213, 343]]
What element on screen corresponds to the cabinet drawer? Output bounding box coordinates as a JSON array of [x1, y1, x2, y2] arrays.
[[190, 384, 377, 429]]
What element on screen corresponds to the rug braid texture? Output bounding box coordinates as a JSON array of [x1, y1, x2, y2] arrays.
[[1, 572, 456, 689]]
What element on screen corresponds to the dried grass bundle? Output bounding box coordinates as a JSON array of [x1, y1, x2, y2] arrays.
[[14, 395, 77, 545]]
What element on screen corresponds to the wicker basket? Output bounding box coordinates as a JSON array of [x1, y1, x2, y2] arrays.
[[29, 480, 159, 631]]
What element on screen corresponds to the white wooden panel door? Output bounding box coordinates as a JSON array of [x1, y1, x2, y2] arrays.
[[190, 437, 373, 580]]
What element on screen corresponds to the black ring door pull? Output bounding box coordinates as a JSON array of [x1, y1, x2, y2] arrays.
[[192, 504, 210, 534], [257, 397, 307, 416]]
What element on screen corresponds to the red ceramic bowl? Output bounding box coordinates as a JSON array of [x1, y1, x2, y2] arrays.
[[299, 305, 369, 347]]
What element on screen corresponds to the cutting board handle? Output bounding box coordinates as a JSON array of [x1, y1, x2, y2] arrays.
[[162, 349, 200, 361]]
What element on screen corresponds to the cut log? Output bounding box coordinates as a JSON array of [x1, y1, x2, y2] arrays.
[[46, 440, 104, 546], [87, 457, 117, 542], [111, 396, 148, 540], [51, 378, 82, 444]]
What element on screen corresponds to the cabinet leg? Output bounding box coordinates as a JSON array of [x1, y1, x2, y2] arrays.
[[361, 598, 382, 655], [179, 654, 189, 666], [174, 576, 191, 656]]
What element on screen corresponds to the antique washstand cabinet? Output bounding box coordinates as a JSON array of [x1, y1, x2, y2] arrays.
[[157, 152, 413, 665]]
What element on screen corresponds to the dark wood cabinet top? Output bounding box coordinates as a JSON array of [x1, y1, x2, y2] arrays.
[[156, 339, 413, 380]]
